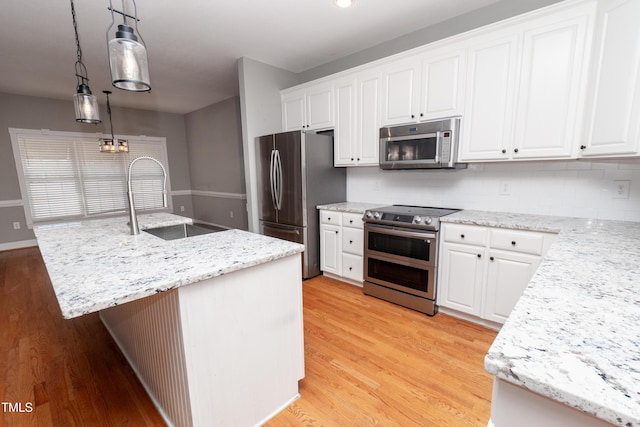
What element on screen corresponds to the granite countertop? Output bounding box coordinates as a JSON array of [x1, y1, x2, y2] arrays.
[[34, 213, 304, 319], [316, 201, 385, 214], [442, 210, 640, 427]]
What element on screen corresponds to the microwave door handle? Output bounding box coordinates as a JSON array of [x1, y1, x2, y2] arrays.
[[434, 131, 441, 163]]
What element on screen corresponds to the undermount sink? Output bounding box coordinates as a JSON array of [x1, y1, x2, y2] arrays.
[[143, 223, 224, 240]]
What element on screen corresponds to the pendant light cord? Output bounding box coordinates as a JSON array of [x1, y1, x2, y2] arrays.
[[104, 92, 116, 141], [70, 0, 90, 87]]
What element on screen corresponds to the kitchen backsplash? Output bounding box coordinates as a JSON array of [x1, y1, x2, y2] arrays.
[[347, 158, 640, 222]]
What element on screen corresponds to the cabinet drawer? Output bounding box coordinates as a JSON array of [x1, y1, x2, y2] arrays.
[[342, 212, 364, 229], [490, 229, 545, 255], [342, 253, 363, 282], [320, 210, 342, 226], [442, 224, 488, 246], [342, 228, 363, 256]]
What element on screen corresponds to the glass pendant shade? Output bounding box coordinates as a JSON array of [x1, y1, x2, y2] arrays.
[[99, 138, 129, 153], [109, 24, 150, 92], [73, 84, 100, 123]]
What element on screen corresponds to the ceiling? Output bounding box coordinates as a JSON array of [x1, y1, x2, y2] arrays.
[[0, 0, 500, 115]]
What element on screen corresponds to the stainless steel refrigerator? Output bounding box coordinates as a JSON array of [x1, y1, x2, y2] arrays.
[[257, 131, 346, 279]]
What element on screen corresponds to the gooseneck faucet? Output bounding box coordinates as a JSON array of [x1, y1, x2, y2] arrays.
[[127, 156, 168, 235]]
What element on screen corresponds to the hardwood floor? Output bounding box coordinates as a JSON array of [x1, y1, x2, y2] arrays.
[[1, 247, 497, 426], [267, 276, 498, 427]]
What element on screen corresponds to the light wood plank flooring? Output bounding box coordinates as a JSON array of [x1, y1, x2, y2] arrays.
[[1, 247, 497, 426]]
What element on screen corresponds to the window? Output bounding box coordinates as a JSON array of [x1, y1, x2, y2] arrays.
[[9, 128, 171, 226]]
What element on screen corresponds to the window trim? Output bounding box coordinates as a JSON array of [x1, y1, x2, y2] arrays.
[[9, 128, 173, 228]]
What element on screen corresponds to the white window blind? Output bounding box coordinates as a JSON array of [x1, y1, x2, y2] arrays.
[[10, 129, 171, 226]]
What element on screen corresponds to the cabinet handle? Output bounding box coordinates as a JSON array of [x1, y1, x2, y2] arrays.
[[514, 148, 519, 153], [328, 217, 331, 221], [349, 220, 353, 224], [420, 113, 424, 117], [477, 254, 481, 258], [490, 256, 495, 261], [411, 114, 415, 119], [349, 267, 353, 271], [580, 145, 586, 150], [350, 157, 354, 161], [357, 158, 360, 161], [460, 234, 465, 239], [349, 240, 353, 244], [511, 241, 516, 246], [335, 230, 338, 234], [501, 149, 507, 154]]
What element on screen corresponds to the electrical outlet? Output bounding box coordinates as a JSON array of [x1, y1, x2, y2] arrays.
[[613, 180, 631, 199], [180, 205, 185, 212], [12, 222, 21, 230], [230, 211, 234, 219], [499, 181, 511, 196]]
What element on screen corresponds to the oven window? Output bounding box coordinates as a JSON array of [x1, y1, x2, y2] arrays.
[[367, 258, 431, 294], [386, 137, 437, 161], [368, 231, 431, 261]]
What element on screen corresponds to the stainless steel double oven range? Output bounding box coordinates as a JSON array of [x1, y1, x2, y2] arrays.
[[362, 205, 460, 316]]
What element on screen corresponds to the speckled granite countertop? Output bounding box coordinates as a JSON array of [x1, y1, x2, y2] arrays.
[[316, 201, 385, 214], [442, 210, 640, 427], [34, 213, 304, 319]]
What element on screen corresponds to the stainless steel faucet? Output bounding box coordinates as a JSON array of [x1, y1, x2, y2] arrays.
[[127, 156, 168, 235]]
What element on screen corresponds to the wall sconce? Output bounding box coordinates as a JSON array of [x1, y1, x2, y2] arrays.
[[106, 0, 151, 92], [99, 91, 129, 153], [70, 0, 100, 124]]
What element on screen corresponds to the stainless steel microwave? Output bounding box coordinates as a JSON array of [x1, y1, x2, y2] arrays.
[[379, 117, 466, 170]]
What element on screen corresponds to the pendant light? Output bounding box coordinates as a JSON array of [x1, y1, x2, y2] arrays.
[[106, 0, 151, 92], [70, 0, 100, 124], [99, 91, 129, 153]]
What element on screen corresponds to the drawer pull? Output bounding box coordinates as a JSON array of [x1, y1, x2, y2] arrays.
[[335, 231, 338, 234], [328, 217, 331, 221], [349, 240, 353, 244], [490, 256, 495, 261], [461, 234, 465, 239], [349, 267, 353, 271], [511, 241, 516, 246], [349, 220, 353, 224], [477, 254, 481, 259]]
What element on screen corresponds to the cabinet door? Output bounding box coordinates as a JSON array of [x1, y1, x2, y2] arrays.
[[381, 57, 420, 126], [459, 32, 519, 161], [581, 0, 640, 157], [282, 90, 306, 131], [334, 79, 357, 166], [342, 253, 363, 282], [513, 15, 589, 159], [306, 84, 334, 130], [484, 251, 541, 324], [320, 225, 341, 275], [438, 243, 485, 316], [357, 71, 382, 165], [419, 49, 466, 121]]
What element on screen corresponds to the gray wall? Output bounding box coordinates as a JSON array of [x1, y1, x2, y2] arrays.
[[0, 91, 191, 247], [298, 0, 564, 83], [185, 96, 248, 230]]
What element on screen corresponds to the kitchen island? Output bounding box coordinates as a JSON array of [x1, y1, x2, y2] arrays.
[[34, 213, 305, 427], [442, 211, 640, 427]]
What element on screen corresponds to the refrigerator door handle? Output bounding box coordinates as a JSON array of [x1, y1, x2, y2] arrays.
[[269, 150, 278, 210], [274, 149, 283, 211]]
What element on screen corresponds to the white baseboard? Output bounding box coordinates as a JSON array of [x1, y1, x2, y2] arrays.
[[0, 239, 37, 252]]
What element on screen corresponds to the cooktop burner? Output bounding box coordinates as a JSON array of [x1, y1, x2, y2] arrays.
[[363, 205, 461, 230]]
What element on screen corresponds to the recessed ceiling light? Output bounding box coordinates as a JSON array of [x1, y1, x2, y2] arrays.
[[335, 0, 355, 8]]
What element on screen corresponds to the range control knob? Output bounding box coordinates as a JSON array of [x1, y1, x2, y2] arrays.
[[365, 211, 373, 219], [413, 215, 423, 224], [425, 217, 433, 224], [373, 212, 381, 219]]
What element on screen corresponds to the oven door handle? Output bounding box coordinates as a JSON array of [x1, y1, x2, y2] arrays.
[[365, 224, 437, 240]]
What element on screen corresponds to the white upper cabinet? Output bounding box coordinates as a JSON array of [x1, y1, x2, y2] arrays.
[[460, 2, 594, 162], [580, 0, 640, 157], [419, 48, 466, 122], [460, 32, 519, 161], [282, 83, 334, 131], [334, 70, 381, 167], [514, 15, 591, 159], [380, 47, 466, 126]]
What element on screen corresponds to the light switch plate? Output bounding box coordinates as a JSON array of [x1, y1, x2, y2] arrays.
[[613, 180, 631, 199]]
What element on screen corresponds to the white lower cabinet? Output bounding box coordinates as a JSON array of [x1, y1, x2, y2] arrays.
[[319, 210, 365, 284], [438, 223, 555, 326]]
